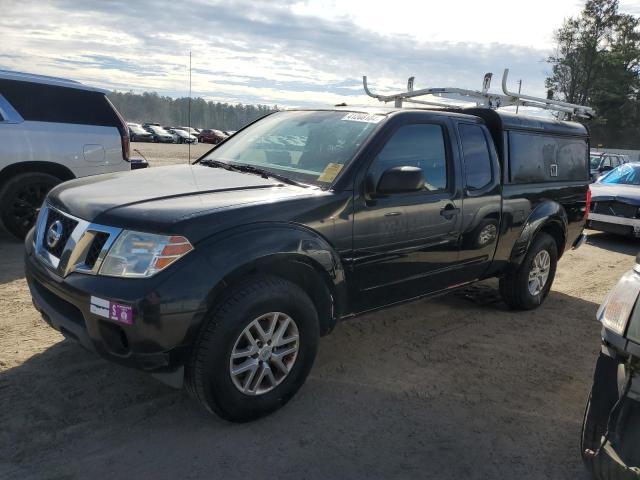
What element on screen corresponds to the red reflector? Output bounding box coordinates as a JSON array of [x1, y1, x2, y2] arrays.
[[585, 188, 592, 219]]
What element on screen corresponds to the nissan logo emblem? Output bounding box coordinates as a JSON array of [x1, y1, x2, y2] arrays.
[[46, 220, 64, 249]]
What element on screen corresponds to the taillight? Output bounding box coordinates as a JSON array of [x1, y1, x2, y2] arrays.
[[105, 97, 130, 162], [121, 129, 130, 162], [585, 188, 592, 219]]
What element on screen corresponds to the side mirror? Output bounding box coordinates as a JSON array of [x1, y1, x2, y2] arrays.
[[600, 165, 613, 173], [377, 166, 425, 194]]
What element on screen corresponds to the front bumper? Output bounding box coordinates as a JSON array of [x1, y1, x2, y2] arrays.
[[24, 229, 210, 379]]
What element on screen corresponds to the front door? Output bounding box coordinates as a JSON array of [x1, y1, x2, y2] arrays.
[[351, 118, 463, 311]]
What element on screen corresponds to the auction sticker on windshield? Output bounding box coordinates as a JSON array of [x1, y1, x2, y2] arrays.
[[317, 163, 344, 182], [341, 112, 384, 123]]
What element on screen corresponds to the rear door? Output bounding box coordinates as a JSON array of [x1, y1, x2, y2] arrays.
[[456, 122, 502, 280], [351, 113, 463, 310]]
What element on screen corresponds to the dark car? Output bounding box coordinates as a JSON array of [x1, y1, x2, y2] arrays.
[[143, 124, 174, 143], [25, 107, 589, 422], [127, 123, 153, 142], [587, 163, 640, 238], [198, 128, 226, 144], [581, 254, 640, 478]]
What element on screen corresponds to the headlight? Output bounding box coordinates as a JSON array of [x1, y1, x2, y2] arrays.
[[99, 230, 193, 278], [597, 270, 640, 335]]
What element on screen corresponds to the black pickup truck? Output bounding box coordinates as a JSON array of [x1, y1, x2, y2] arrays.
[[25, 107, 589, 421]]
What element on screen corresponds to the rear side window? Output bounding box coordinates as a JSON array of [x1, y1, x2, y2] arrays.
[[370, 123, 448, 192], [508, 132, 588, 183], [459, 124, 492, 190], [0, 79, 120, 127]]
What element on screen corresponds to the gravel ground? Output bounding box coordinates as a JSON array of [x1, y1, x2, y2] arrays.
[[1, 143, 639, 479]]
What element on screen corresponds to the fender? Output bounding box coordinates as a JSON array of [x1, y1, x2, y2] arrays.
[[509, 200, 568, 266], [196, 222, 348, 335]]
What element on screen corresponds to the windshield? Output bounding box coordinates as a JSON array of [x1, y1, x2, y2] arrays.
[[600, 164, 640, 185], [200, 111, 383, 186], [590, 155, 602, 169]]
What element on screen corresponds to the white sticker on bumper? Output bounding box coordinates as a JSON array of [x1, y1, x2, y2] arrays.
[[90, 296, 110, 318]]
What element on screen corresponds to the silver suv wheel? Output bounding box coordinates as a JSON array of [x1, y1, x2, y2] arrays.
[[229, 312, 300, 396]]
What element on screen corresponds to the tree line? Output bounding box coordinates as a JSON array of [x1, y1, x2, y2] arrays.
[[546, 0, 640, 148], [108, 91, 276, 131]]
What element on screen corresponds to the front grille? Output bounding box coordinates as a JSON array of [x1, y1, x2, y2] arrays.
[[85, 232, 110, 268], [43, 209, 78, 258], [592, 201, 639, 219]]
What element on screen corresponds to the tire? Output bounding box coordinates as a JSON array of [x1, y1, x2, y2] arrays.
[[0, 172, 62, 240], [467, 218, 498, 249], [185, 275, 319, 422], [499, 232, 558, 310], [581, 393, 636, 480]]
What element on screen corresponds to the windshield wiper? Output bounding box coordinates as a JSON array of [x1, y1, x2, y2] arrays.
[[199, 159, 308, 187]]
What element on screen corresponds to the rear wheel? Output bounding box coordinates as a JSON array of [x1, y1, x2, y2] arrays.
[[500, 232, 558, 310], [185, 275, 319, 422], [0, 172, 62, 240]]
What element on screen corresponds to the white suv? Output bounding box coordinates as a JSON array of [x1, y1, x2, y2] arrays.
[[0, 70, 138, 239]]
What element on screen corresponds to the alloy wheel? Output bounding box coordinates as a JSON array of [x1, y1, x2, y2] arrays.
[[229, 312, 300, 396], [528, 250, 551, 296]]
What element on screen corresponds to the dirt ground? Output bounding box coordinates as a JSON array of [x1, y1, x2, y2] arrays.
[[1, 143, 639, 479]]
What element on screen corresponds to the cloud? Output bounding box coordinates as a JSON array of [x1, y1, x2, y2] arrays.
[[0, 0, 563, 107]]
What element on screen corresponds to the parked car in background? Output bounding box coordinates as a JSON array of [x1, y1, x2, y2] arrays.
[[581, 254, 640, 478], [168, 128, 198, 144], [144, 124, 174, 143], [176, 126, 200, 137], [0, 69, 134, 239], [25, 107, 589, 422], [127, 123, 153, 142], [198, 128, 226, 144], [587, 163, 640, 238], [590, 152, 629, 182]]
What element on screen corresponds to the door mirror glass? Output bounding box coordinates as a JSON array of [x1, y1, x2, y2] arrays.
[[377, 166, 425, 194]]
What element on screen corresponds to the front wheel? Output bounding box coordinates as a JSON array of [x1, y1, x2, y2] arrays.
[[500, 232, 558, 310], [185, 275, 319, 422]]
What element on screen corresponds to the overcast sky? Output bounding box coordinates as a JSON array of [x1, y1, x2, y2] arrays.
[[1, 0, 639, 107]]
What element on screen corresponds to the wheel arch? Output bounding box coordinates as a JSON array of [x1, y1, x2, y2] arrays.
[[0, 161, 76, 188], [197, 224, 348, 337], [509, 200, 568, 267]]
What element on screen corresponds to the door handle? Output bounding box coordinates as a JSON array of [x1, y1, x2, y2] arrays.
[[440, 204, 460, 219], [384, 211, 402, 217]]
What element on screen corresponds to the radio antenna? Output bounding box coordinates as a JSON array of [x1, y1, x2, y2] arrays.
[[188, 51, 192, 164]]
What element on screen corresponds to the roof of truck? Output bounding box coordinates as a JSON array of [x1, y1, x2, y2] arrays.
[[288, 106, 588, 136], [0, 70, 108, 94]]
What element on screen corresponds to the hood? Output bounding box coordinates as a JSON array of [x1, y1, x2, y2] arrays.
[[590, 183, 640, 205], [48, 164, 319, 240]]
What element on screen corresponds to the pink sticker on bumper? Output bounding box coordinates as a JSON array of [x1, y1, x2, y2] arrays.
[[110, 303, 133, 325]]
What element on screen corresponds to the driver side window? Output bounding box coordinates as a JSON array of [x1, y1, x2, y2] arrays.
[[368, 123, 447, 192]]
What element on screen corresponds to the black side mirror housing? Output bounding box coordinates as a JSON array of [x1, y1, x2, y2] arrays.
[[377, 166, 425, 194], [600, 165, 613, 173]]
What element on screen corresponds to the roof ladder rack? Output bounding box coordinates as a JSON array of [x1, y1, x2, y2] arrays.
[[362, 69, 595, 119]]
